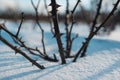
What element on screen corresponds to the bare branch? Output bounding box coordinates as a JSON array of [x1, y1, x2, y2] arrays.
[[90, 0, 103, 33], [1, 24, 58, 62], [80, 0, 103, 57], [73, 0, 120, 62], [44, 0, 54, 35], [0, 33, 45, 69], [65, 0, 81, 58], [31, 0, 47, 55], [71, 0, 81, 14], [50, 0, 66, 64], [16, 12, 24, 37]]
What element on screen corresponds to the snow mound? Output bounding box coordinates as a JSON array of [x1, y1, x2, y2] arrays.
[[0, 38, 120, 80]]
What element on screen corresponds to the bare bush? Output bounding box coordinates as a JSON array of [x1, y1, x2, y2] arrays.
[[0, 0, 120, 69]]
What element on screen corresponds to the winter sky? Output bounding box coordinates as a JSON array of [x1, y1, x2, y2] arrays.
[[0, 0, 98, 13]]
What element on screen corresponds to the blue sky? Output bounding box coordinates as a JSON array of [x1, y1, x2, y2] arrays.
[[0, 0, 119, 13], [0, 0, 91, 13]]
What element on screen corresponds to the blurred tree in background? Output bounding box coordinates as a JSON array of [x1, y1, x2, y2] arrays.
[[0, 0, 120, 34]]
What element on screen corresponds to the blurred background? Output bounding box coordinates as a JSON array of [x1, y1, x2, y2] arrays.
[[0, 0, 120, 41]]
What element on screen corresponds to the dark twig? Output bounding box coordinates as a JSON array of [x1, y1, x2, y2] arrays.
[[50, 0, 66, 64], [73, 0, 120, 62], [65, 0, 70, 57], [31, 0, 58, 62], [1, 24, 39, 56], [1, 23, 58, 62], [0, 29, 45, 69], [71, 0, 81, 14], [80, 0, 103, 57], [31, 0, 47, 55], [65, 0, 80, 58], [90, 0, 102, 33], [44, 0, 54, 35], [16, 12, 24, 37]]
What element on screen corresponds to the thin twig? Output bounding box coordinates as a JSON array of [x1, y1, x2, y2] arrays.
[[0, 31, 45, 69], [71, 0, 81, 14], [1, 24, 58, 62], [44, 0, 54, 35], [65, 0, 70, 57], [73, 0, 120, 62], [16, 12, 24, 37], [50, 0, 66, 64], [31, 0, 47, 55], [90, 0, 102, 33], [80, 0, 103, 57], [65, 0, 80, 57]]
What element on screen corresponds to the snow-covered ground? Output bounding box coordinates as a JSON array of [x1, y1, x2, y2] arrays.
[[0, 22, 120, 80]]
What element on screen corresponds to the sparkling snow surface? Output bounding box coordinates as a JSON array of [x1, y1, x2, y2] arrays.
[[0, 22, 120, 80]]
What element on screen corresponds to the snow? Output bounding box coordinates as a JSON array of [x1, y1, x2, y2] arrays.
[[0, 46, 120, 80], [0, 22, 120, 80], [108, 26, 120, 42]]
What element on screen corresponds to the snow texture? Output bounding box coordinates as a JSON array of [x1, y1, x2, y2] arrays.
[[0, 44, 120, 80], [0, 22, 120, 80]]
